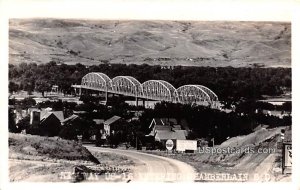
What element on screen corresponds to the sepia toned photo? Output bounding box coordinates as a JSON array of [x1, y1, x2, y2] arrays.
[[7, 18, 292, 183]]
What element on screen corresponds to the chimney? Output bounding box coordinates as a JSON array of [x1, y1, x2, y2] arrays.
[[30, 110, 40, 128]]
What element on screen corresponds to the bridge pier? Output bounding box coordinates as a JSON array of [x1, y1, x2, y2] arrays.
[[135, 96, 138, 107], [105, 91, 108, 104], [73, 87, 82, 97]]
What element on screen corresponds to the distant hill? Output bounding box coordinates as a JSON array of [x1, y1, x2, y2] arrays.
[[9, 19, 291, 67]]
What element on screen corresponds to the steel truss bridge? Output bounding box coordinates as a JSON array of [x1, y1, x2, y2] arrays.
[[72, 72, 219, 109]]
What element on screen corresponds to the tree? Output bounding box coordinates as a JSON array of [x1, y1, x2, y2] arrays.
[[9, 81, 19, 93], [52, 100, 64, 111], [35, 80, 52, 97], [17, 115, 30, 131], [9, 63, 291, 101], [9, 108, 17, 132], [17, 97, 36, 109], [59, 117, 95, 140]]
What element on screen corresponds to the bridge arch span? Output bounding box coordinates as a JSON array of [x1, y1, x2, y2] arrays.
[[195, 85, 218, 101], [81, 72, 112, 91], [177, 85, 216, 106], [142, 80, 177, 102], [111, 76, 143, 96], [157, 80, 178, 100]]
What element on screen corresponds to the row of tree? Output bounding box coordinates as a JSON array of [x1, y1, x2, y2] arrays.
[[9, 62, 291, 101]]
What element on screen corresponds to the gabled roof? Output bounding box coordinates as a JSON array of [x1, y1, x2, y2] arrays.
[[155, 125, 172, 131], [61, 114, 79, 123], [155, 130, 187, 141], [153, 118, 164, 125], [93, 119, 105, 125], [40, 112, 64, 124], [152, 118, 178, 126], [104, 116, 121, 125], [161, 118, 178, 125], [40, 111, 64, 122], [173, 125, 182, 130]]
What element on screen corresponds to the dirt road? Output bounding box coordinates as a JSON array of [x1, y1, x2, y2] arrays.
[[85, 145, 196, 182]]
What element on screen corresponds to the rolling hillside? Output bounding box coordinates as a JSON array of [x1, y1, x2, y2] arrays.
[[9, 19, 291, 67]]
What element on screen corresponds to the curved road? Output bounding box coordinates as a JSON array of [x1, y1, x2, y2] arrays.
[[85, 146, 196, 182]]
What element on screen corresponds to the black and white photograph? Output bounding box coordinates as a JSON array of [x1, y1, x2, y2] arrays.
[[1, 0, 298, 188]]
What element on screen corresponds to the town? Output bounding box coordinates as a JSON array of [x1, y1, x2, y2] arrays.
[[9, 63, 292, 152]]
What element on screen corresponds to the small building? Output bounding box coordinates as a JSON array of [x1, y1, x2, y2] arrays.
[[29, 109, 64, 137], [103, 116, 128, 137], [147, 118, 188, 149], [39, 111, 64, 136]]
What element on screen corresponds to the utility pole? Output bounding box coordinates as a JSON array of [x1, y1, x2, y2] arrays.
[[281, 129, 285, 174], [136, 135, 138, 150]]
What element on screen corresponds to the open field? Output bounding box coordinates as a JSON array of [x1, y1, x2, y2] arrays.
[[9, 19, 290, 67]]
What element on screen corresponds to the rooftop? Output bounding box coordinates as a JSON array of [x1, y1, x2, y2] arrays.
[[40, 110, 64, 122], [93, 119, 105, 125], [155, 130, 187, 141], [61, 114, 79, 123], [104, 116, 121, 125]]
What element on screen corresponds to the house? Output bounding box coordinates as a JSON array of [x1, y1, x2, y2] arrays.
[[104, 116, 128, 136], [147, 127, 187, 149], [104, 116, 121, 135], [29, 109, 64, 137], [39, 112, 63, 136], [148, 118, 187, 133], [147, 118, 188, 149]]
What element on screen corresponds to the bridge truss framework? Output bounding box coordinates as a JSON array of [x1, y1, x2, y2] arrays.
[[73, 72, 219, 109]]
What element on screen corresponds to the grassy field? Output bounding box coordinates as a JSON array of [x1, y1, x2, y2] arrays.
[[9, 133, 133, 182]]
